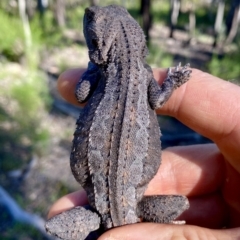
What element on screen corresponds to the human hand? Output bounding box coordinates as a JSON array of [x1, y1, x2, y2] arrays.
[[48, 68, 240, 239]]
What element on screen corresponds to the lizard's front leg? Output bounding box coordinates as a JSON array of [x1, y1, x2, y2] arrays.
[[75, 61, 101, 103], [148, 63, 191, 109]]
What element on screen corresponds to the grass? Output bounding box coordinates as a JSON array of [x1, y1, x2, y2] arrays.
[[0, 61, 51, 172], [207, 51, 240, 82], [147, 43, 173, 68], [0, 10, 24, 61], [1, 222, 48, 240], [151, 0, 171, 24]]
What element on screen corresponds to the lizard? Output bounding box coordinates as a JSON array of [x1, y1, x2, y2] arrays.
[[45, 5, 191, 240]]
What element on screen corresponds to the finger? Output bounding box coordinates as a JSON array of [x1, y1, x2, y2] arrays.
[[180, 193, 228, 228], [58, 68, 86, 106], [146, 144, 224, 196], [47, 190, 87, 219], [99, 224, 240, 240], [222, 161, 240, 226], [155, 69, 240, 173]]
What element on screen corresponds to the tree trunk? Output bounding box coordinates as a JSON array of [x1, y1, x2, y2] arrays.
[[18, 0, 32, 49], [140, 0, 152, 41], [37, 0, 48, 30], [213, 0, 225, 47], [89, 0, 99, 6], [188, 3, 196, 43], [25, 0, 35, 20], [169, 0, 181, 38], [225, 0, 240, 44], [54, 0, 65, 28]]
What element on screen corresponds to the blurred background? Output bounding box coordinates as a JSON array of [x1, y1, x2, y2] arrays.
[[0, 0, 239, 239]]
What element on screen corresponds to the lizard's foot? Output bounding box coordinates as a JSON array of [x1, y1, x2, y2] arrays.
[[137, 195, 189, 223], [45, 206, 100, 240], [168, 63, 192, 89]]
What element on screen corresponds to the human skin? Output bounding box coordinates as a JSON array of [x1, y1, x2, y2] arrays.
[[47, 68, 240, 240]]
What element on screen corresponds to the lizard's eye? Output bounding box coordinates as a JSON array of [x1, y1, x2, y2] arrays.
[[91, 39, 98, 48], [86, 15, 94, 23]]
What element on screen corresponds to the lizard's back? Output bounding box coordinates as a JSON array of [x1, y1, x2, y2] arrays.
[[45, 5, 190, 240], [70, 5, 161, 229]]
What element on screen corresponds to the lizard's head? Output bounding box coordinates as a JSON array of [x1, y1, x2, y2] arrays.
[[83, 5, 148, 65]]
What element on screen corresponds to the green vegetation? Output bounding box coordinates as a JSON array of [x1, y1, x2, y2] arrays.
[[151, 0, 170, 24], [0, 4, 51, 184], [208, 51, 240, 82], [65, 4, 86, 30], [0, 63, 50, 172], [147, 44, 173, 68], [1, 222, 47, 240], [0, 10, 24, 61], [0, 0, 60, 176], [49, 182, 71, 203], [30, 12, 65, 48]]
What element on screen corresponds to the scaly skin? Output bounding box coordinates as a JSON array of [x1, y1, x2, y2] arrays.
[[46, 5, 191, 240]]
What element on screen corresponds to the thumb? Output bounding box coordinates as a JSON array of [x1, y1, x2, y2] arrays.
[[98, 223, 240, 240]]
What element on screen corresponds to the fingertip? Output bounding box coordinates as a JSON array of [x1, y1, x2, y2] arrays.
[[57, 68, 86, 106], [47, 190, 88, 219]]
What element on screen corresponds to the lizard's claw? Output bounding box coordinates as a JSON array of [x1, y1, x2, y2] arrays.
[[168, 63, 192, 89]]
